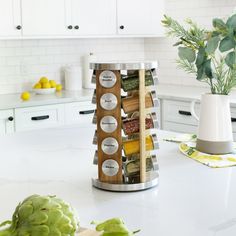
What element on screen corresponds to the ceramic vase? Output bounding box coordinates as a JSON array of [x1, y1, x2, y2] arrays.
[[191, 94, 233, 154]]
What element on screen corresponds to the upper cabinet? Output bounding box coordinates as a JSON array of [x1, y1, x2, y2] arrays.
[[0, 0, 21, 37], [71, 0, 116, 35], [21, 0, 70, 36], [117, 0, 165, 36], [0, 0, 165, 38]]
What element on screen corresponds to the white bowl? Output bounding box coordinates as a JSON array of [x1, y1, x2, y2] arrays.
[[33, 88, 56, 95]]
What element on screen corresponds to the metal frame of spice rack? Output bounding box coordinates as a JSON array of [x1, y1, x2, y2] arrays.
[[90, 62, 159, 192]]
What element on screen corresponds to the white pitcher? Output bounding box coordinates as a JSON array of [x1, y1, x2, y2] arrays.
[[191, 94, 233, 154]]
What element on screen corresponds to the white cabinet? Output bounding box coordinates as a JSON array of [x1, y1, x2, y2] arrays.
[[15, 104, 64, 132], [0, 109, 14, 134], [71, 0, 116, 36], [21, 0, 70, 37], [65, 102, 95, 126], [117, 0, 165, 36], [0, 0, 21, 37]]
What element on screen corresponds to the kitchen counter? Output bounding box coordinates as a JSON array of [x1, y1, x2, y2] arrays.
[[0, 126, 236, 236], [0, 89, 93, 110], [2, 85, 236, 110]]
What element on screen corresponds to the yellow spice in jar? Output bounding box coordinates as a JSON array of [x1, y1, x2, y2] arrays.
[[123, 135, 154, 156]]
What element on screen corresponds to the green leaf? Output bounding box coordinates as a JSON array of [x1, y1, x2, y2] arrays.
[[225, 51, 236, 68], [196, 47, 206, 68], [204, 59, 213, 79], [212, 18, 227, 30], [219, 36, 235, 52], [178, 47, 196, 63], [226, 14, 236, 29], [196, 66, 204, 80], [206, 36, 220, 54]]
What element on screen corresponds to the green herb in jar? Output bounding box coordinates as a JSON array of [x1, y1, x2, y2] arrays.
[[121, 70, 155, 92]]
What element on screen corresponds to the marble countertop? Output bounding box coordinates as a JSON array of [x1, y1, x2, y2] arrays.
[[0, 89, 93, 110], [0, 126, 235, 236]]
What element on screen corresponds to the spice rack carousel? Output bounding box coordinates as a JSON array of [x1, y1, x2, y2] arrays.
[[90, 62, 159, 192]]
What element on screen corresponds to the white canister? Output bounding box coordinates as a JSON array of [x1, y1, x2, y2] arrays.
[[83, 53, 96, 89], [64, 66, 82, 91]]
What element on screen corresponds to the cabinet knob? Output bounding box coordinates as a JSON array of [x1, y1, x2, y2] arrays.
[[8, 116, 14, 121], [16, 25, 22, 30], [120, 25, 125, 30], [67, 25, 73, 30], [74, 25, 79, 30]]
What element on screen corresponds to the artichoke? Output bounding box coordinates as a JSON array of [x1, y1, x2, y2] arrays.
[[0, 194, 79, 236], [91, 218, 140, 236]]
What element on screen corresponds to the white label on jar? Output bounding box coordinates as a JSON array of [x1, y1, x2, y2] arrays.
[[100, 116, 117, 133], [102, 159, 119, 176], [100, 93, 117, 110], [99, 71, 117, 88], [101, 137, 119, 155]]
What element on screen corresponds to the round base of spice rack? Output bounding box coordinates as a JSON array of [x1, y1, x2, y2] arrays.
[[92, 173, 158, 192], [90, 61, 159, 192]]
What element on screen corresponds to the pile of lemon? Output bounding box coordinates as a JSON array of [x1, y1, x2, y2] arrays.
[[33, 77, 62, 91], [21, 77, 63, 101]]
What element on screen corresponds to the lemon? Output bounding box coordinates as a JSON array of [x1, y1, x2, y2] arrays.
[[33, 83, 41, 89], [49, 80, 57, 88], [21, 91, 31, 101], [42, 82, 51, 89], [56, 84, 62, 91], [39, 77, 49, 84]]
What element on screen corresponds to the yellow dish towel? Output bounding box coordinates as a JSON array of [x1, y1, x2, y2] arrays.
[[179, 142, 236, 168]]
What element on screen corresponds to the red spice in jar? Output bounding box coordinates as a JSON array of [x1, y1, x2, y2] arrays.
[[122, 117, 154, 135]]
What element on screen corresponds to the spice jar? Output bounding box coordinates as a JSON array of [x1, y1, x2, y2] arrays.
[[121, 69, 157, 92], [123, 154, 158, 177], [122, 112, 158, 135], [123, 134, 159, 156], [122, 90, 158, 114]]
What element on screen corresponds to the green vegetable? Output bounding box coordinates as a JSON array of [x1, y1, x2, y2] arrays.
[[0, 195, 79, 236], [91, 218, 140, 236]]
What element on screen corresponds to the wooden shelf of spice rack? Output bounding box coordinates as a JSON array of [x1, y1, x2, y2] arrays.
[[90, 62, 159, 192]]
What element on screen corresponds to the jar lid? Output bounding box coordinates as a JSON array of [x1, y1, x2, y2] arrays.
[[150, 112, 159, 129], [92, 130, 97, 145], [100, 93, 118, 111], [150, 90, 159, 108], [151, 68, 158, 85], [93, 150, 98, 165], [101, 137, 119, 155], [92, 110, 97, 124], [100, 116, 118, 133], [102, 159, 119, 176], [91, 89, 96, 104], [150, 154, 159, 171], [151, 133, 159, 150]]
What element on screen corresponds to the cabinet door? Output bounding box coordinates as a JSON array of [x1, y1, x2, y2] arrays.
[[117, 0, 164, 36], [0, 0, 21, 37], [0, 110, 14, 134], [21, 0, 71, 36], [71, 0, 116, 35]]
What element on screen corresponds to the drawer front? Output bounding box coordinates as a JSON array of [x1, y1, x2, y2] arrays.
[[163, 121, 197, 134], [0, 109, 14, 134], [15, 104, 64, 132], [162, 100, 200, 126], [231, 107, 236, 133], [65, 102, 95, 126]]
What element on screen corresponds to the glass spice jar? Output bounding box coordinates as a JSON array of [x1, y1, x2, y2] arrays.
[[122, 90, 158, 114], [123, 134, 159, 156], [122, 112, 158, 135], [121, 69, 157, 92]]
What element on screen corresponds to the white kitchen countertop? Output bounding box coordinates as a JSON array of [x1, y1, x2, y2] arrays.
[[0, 89, 93, 110], [0, 126, 235, 236]]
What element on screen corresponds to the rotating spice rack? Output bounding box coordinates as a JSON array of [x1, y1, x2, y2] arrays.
[[90, 62, 159, 192]]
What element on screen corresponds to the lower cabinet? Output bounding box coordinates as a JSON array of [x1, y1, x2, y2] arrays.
[[65, 101, 95, 127], [0, 109, 15, 134], [15, 104, 65, 132], [161, 98, 236, 140]]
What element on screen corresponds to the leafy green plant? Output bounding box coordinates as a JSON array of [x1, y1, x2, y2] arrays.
[[162, 14, 236, 95]]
